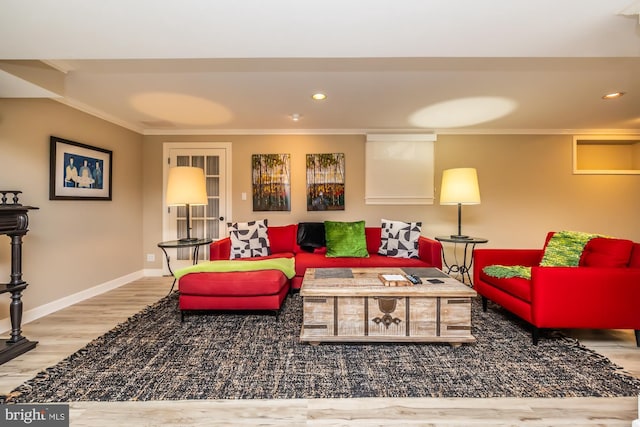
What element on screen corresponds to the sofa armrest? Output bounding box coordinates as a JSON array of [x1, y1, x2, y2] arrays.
[[530, 267, 640, 328], [418, 236, 443, 269], [209, 237, 231, 260]]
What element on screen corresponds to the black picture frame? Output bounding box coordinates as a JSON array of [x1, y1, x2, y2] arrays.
[[49, 136, 113, 201]]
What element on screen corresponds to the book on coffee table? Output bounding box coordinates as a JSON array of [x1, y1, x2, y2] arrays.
[[378, 274, 412, 287]]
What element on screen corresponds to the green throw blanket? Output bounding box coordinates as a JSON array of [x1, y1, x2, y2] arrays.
[[482, 265, 532, 280], [483, 230, 600, 280], [173, 257, 296, 280]]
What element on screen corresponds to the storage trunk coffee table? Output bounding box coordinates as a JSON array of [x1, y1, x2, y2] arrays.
[[299, 267, 476, 346]]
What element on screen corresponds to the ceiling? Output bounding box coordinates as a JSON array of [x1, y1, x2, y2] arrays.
[[1, 0, 640, 135]]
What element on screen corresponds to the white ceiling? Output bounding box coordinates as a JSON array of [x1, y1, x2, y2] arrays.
[[1, 0, 639, 135]]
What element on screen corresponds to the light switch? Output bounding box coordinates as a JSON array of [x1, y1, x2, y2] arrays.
[[241, 192, 247, 200]]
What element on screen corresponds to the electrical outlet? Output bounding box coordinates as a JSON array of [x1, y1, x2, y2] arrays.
[[146, 253, 155, 262]]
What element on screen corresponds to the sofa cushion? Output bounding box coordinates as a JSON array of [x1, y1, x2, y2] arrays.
[[580, 237, 634, 267], [294, 251, 365, 276], [478, 270, 532, 302], [228, 219, 271, 259], [540, 230, 599, 267], [296, 222, 326, 252], [360, 253, 430, 269], [267, 224, 296, 254], [629, 243, 640, 268], [378, 218, 421, 259], [365, 227, 382, 254], [324, 220, 369, 258]]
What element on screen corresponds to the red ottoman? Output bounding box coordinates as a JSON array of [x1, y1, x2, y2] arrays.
[[178, 269, 290, 321]]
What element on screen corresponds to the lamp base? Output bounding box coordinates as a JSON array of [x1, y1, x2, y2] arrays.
[[450, 234, 470, 240]]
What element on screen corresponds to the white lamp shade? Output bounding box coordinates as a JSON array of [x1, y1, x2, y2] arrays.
[[440, 168, 481, 205], [166, 167, 208, 206]]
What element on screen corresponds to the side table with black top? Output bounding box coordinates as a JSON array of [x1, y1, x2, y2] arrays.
[[157, 238, 213, 293], [435, 236, 488, 285]]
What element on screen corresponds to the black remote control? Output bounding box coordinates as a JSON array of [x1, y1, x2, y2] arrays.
[[405, 274, 422, 284]]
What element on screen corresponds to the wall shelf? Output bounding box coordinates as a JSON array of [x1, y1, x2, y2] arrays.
[[573, 135, 640, 175]]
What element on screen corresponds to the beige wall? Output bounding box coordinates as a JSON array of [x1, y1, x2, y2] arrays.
[[142, 133, 640, 270], [0, 99, 144, 314], [437, 134, 640, 246], [2, 98, 638, 319]]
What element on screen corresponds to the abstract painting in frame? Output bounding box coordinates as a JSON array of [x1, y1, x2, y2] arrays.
[[306, 153, 345, 211], [252, 153, 291, 211], [49, 136, 113, 200]]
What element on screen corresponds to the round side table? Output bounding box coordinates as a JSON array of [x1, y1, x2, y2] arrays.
[[157, 238, 213, 293], [435, 236, 488, 285]]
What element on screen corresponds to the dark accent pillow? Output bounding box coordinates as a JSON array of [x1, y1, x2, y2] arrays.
[[378, 218, 422, 259], [324, 220, 369, 258], [297, 222, 326, 253], [227, 219, 271, 259]]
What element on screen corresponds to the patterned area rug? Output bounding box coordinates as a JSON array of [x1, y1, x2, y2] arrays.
[[3, 293, 639, 402]]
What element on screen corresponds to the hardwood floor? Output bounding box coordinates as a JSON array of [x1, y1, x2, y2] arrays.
[[0, 277, 638, 426]]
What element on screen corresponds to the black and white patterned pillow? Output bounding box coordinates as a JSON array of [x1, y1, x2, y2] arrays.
[[378, 219, 422, 259], [228, 219, 271, 259]]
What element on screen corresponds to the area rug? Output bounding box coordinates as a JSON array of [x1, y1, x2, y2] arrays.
[[3, 293, 639, 403]]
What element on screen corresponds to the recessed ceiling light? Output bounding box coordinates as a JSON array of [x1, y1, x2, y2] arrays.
[[311, 93, 327, 101], [290, 113, 302, 121], [602, 92, 625, 99]]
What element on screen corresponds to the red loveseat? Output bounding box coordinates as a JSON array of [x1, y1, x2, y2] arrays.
[[208, 223, 443, 290], [473, 232, 640, 346]]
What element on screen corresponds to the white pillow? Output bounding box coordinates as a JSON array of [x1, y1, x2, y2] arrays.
[[378, 219, 422, 259], [228, 219, 271, 259]]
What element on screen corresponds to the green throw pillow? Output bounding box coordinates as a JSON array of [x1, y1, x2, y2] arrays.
[[324, 220, 369, 258]]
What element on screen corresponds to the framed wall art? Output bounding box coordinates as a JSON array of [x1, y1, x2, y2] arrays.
[[49, 136, 113, 200], [306, 153, 345, 211], [251, 153, 291, 211]]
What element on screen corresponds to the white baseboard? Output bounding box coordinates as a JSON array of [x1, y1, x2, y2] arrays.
[[0, 270, 145, 334], [144, 268, 165, 277]]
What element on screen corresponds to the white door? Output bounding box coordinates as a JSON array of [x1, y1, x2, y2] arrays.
[[163, 143, 231, 272]]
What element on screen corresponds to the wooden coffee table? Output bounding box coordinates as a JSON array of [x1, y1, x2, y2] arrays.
[[299, 267, 476, 346]]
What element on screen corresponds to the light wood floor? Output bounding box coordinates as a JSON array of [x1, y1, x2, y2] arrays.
[[0, 277, 638, 426]]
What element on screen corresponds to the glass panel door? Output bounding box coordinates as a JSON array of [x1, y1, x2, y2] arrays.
[[166, 148, 227, 270]]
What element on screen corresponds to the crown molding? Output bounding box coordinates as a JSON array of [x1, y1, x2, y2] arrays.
[[54, 97, 144, 134], [143, 127, 640, 136], [142, 128, 373, 136]]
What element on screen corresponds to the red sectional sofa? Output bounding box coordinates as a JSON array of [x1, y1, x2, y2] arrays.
[[473, 232, 640, 346], [178, 223, 443, 318]]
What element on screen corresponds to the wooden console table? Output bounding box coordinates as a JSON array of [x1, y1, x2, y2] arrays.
[[0, 190, 38, 364]]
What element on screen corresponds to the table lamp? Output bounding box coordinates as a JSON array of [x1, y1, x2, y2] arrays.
[[440, 168, 481, 239], [166, 166, 208, 242]]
